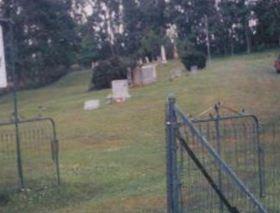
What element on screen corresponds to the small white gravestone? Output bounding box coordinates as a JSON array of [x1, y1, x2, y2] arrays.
[[112, 80, 130, 102], [191, 65, 198, 73], [138, 58, 143, 65], [141, 65, 157, 85], [145, 56, 150, 64], [0, 25, 7, 88], [161, 45, 167, 64], [84, 100, 100, 111]]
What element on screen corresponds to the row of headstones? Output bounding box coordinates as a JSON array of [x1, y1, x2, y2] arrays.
[[84, 64, 158, 110], [138, 45, 168, 65], [84, 52, 201, 110]]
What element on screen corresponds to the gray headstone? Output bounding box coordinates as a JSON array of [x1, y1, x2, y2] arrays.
[[170, 68, 182, 80], [191, 65, 198, 73], [141, 65, 157, 85]]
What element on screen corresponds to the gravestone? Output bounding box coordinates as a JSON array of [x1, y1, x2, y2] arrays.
[[161, 45, 167, 64], [127, 68, 133, 86], [84, 100, 100, 110], [170, 68, 182, 80], [0, 25, 7, 88], [145, 56, 150, 64], [191, 65, 198, 73], [157, 56, 162, 64], [141, 65, 157, 85], [138, 58, 143, 65], [112, 80, 131, 102]]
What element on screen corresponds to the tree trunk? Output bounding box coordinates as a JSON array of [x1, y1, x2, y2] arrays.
[[205, 15, 211, 63], [230, 35, 234, 56], [245, 26, 251, 54]]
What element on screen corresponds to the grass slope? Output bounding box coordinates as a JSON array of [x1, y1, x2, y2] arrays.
[[0, 50, 279, 212]]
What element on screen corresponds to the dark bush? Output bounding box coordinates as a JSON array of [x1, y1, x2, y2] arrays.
[[180, 51, 207, 71], [89, 57, 136, 90]]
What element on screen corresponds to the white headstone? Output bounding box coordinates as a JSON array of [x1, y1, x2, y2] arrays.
[[84, 100, 100, 111], [145, 56, 150, 64], [191, 65, 198, 73], [112, 80, 130, 102], [138, 58, 143, 65], [141, 65, 157, 85], [161, 45, 167, 64], [0, 25, 7, 88]]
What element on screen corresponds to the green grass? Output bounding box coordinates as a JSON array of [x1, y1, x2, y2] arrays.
[[0, 50, 279, 212]]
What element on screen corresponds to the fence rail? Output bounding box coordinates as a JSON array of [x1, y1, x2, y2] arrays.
[[165, 96, 280, 212], [0, 117, 60, 192]]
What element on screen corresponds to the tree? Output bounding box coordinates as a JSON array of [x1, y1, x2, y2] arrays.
[[166, 0, 217, 57], [0, 0, 78, 88], [122, 0, 167, 57], [254, 0, 280, 48]]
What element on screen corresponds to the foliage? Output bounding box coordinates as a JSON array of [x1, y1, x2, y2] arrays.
[[90, 57, 136, 90], [122, 0, 167, 56], [181, 51, 207, 71], [254, 0, 280, 47], [0, 0, 78, 88], [177, 39, 207, 71]]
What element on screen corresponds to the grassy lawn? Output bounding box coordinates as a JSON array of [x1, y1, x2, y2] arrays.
[[0, 50, 279, 212]]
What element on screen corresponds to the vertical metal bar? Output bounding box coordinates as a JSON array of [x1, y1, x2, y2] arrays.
[[215, 104, 223, 213], [9, 20, 24, 189], [178, 128, 184, 211], [48, 118, 61, 185], [166, 96, 180, 213], [253, 117, 265, 198]]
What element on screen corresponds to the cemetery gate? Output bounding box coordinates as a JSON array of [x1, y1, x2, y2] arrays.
[[0, 117, 60, 193], [165, 96, 280, 212]]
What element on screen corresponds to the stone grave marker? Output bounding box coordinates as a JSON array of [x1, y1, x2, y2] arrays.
[[112, 80, 131, 102], [84, 100, 100, 111], [170, 68, 182, 80], [161, 45, 167, 64], [191, 65, 198, 73], [145, 56, 150, 64], [141, 65, 157, 85]]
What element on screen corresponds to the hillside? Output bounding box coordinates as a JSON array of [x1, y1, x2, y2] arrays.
[[0, 50, 279, 212]]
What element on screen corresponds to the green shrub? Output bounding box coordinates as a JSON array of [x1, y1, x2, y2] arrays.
[[180, 51, 207, 71], [90, 57, 136, 90]]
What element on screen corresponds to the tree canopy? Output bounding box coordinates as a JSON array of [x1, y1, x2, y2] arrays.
[[0, 0, 279, 88]]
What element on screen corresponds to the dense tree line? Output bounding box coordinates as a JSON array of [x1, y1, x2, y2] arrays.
[[79, 0, 280, 69], [0, 0, 279, 88], [0, 0, 78, 88]]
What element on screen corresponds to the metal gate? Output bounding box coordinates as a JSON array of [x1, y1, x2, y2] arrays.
[[0, 118, 60, 193], [165, 96, 271, 212]]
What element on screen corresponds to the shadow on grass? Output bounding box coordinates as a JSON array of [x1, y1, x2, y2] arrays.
[[0, 181, 103, 212]]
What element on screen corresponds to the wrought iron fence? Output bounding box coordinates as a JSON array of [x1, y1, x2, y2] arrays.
[[165, 96, 280, 212], [0, 118, 60, 192], [260, 123, 280, 212]]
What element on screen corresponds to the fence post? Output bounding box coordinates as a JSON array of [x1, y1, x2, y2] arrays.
[[8, 20, 25, 190], [166, 95, 180, 213], [48, 118, 61, 186], [214, 104, 224, 213], [253, 116, 265, 198]]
